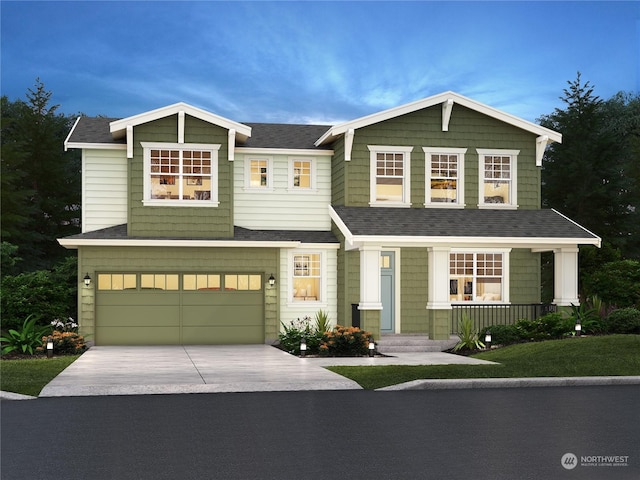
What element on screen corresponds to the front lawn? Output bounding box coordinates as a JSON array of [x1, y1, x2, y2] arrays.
[[0, 355, 79, 397], [326, 335, 640, 390]]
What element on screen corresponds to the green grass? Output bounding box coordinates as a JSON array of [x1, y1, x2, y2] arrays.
[[327, 335, 640, 390], [1, 355, 79, 397]]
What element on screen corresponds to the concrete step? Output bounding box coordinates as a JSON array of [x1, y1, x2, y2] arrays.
[[376, 334, 459, 353]]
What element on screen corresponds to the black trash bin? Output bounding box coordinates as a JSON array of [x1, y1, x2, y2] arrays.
[[351, 303, 360, 328]]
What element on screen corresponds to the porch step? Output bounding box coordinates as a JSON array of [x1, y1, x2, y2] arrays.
[[376, 334, 459, 353]]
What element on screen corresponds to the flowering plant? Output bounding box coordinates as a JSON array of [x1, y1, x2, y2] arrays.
[[51, 317, 79, 332]]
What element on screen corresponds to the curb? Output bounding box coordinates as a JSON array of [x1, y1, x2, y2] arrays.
[[0, 390, 38, 400], [376, 376, 640, 391]]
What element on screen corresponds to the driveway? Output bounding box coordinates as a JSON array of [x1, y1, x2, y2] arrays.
[[38, 345, 495, 397]]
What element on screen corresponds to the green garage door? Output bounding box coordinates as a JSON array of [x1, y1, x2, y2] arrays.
[[95, 273, 264, 345]]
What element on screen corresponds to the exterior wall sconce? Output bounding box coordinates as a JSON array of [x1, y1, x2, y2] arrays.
[[484, 330, 492, 349], [368, 337, 375, 357], [84, 273, 92, 287], [46, 336, 54, 358], [268, 274, 275, 287], [300, 337, 307, 357], [575, 318, 582, 336]]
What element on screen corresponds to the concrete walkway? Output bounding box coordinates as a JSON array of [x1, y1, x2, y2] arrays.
[[35, 345, 494, 397]]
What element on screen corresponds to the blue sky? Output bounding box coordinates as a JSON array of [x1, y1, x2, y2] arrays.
[[1, 1, 638, 125]]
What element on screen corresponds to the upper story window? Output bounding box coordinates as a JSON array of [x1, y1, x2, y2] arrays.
[[289, 158, 314, 190], [449, 251, 508, 303], [246, 157, 273, 189], [423, 147, 466, 207], [368, 145, 413, 207], [142, 142, 220, 207], [477, 149, 519, 208]]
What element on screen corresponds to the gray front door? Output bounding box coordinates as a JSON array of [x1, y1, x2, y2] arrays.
[[380, 251, 395, 333]]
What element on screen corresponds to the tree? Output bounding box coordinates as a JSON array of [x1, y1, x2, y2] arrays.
[[1, 79, 81, 271]]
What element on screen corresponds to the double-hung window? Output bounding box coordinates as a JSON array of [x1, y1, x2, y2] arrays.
[[246, 157, 273, 189], [291, 252, 322, 302], [423, 147, 466, 207], [449, 251, 509, 303], [369, 145, 412, 206], [289, 158, 314, 190], [142, 142, 220, 206], [477, 149, 519, 208]]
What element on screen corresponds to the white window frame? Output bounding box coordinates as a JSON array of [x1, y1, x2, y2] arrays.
[[288, 157, 316, 191], [477, 149, 519, 209], [288, 250, 325, 305], [245, 156, 274, 190], [449, 249, 510, 304], [423, 147, 467, 208], [141, 142, 220, 207], [368, 145, 413, 207]]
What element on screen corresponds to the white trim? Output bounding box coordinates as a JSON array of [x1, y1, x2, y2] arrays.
[[140, 142, 220, 206], [244, 156, 274, 190], [535, 135, 549, 167], [423, 147, 467, 208], [59, 238, 304, 249], [552, 209, 602, 247], [110, 102, 251, 141], [315, 91, 562, 146], [126, 125, 133, 158], [228, 129, 236, 161], [64, 116, 81, 151], [449, 249, 511, 304], [178, 111, 185, 144], [442, 98, 454, 132], [477, 148, 519, 209], [64, 142, 127, 151], [287, 250, 327, 306], [368, 145, 413, 207], [235, 147, 334, 156]]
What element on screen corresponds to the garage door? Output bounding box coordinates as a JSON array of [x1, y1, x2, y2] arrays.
[[95, 273, 264, 345]]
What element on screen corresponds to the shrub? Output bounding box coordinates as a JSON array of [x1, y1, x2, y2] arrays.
[[319, 325, 371, 356], [0, 315, 52, 355], [36, 331, 87, 355], [582, 260, 640, 308], [314, 309, 332, 333], [514, 313, 574, 341], [453, 316, 484, 352], [278, 316, 323, 355], [605, 308, 640, 334], [568, 303, 606, 335], [479, 324, 521, 346]]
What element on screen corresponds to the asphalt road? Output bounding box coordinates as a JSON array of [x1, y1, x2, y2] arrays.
[[2, 386, 639, 480]]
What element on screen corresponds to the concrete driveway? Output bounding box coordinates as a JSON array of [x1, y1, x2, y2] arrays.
[[38, 345, 495, 397]]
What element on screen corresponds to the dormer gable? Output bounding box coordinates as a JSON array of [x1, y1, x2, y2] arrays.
[[109, 102, 252, 160], [315, 91, 562, 165]]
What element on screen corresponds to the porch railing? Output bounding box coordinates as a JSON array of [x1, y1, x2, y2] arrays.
[[451, 304, 557, 334]]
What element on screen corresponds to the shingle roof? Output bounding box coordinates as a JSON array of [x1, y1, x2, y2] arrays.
[[66, 117, 333, 150], [63, 224, 338, 244], [331, 206, 600, 240]]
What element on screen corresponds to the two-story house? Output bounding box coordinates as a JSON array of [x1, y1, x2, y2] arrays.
[[60, 91, 600, 346]]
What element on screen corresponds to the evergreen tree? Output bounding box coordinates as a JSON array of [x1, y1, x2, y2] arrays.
[[1, 79, 81, 271]]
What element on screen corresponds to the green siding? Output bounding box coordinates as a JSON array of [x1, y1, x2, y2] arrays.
[[399, 248, 429, 333], [331, 137, 346, 205], [510, 249, 541, 303], [129, 114, 234, 238], [342, 104, 540, 209]]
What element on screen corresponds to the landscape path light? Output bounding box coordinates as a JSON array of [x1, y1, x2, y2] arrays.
[[300, 337, 307, 357], [575, 318, 582, 336], [484, 330, 492, 349], [46, 336, 54, 358], [368, 337, 375, 357]]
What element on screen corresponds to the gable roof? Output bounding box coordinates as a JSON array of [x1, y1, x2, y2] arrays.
[[109, 102, 252, 142], [241, 123, 332, 150], [330, 206, 600, 249], [315, 91, 562, 146]]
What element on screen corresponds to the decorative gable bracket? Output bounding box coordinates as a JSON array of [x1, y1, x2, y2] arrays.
[[536, 135, 549, 167], [344, 128, 355, 161], [442, 98, 454, 132]]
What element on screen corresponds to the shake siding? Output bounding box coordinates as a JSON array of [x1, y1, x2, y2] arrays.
[[400, 248, 429, 333], [509, 249, 541, 303], [128, 115, 233, 238], [233, 154, 332, 230], [345, 104, 540, 209], [82, 149, 128, 233], [331, 137, 345, 204]]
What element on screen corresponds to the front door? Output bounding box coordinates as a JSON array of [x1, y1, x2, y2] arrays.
[[380, 251, 395, 333]]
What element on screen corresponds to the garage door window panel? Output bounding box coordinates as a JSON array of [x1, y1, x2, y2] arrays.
[[98, 274, 137, 291], [141, 274, 179, 291]]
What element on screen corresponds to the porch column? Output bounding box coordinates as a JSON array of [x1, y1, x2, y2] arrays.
[[359, 245, 383, 310], [426, 246, 452, 309], [553, 247, 580, 306]]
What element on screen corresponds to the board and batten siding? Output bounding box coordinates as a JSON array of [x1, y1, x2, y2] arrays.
[[234, 153, 332, 230], [82, 149, 128, 233]]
